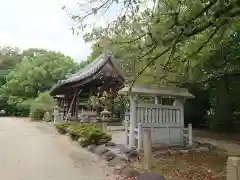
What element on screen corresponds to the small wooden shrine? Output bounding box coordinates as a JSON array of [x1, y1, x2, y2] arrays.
[[49, 52, 125, 120]]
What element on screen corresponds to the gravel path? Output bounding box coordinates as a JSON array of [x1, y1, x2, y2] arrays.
[[0, 117, 110, 180]]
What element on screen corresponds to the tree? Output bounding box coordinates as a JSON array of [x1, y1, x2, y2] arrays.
[[0, 46, 22, 78], [29, 92, 57, 121], [1, 49, 80, 112], [79, 42, 103, 68], [64, 0, 240, 132], [66, 0, 240, 87]]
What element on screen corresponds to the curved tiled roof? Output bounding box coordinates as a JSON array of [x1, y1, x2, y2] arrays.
[[50, 53, 125, 94]]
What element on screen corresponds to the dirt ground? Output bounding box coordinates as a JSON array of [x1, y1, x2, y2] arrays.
[[0, 117, 111, 180], [134, 150, 227, 180], [111, 127, 240, 180]]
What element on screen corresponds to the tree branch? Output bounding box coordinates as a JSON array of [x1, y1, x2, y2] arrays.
[[128, 47, 171, 94]]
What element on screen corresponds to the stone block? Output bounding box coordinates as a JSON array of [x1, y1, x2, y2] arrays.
[[179, 149, 189, 154], [87, 144, 97, 152], [105, 142, 116, 147], [94, 145, 109, 156], [195, 146, 210, 152], [104, 151, 116, 161], [107, 157, 125, 167], [124, 147, 137, 154], [121, 166, 140, 178], [227, 156, 240, 180], [118, 154, 128, 161]]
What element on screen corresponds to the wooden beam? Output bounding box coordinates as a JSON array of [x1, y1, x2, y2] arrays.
[[65, 92, 78, 121], [143, 128, 153, 171], [75, 89, 82, 118]]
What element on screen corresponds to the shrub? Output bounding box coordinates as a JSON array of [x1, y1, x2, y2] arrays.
[[68, 124, 84, 141], [67, 123, 112, 146], [29, 92, 56, 121], [55, 123, 71, 134]]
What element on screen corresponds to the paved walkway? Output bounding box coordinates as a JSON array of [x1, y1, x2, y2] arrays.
[[0, 117, 110, 180]]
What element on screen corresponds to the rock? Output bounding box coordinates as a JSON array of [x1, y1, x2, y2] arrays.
[[186, 142, 199, 149], [109, 147, 121, 154], [126, 153, 140, 162], [107, 157, 125, 167], [195, 146, 210, 152], [87, 144, 97, 152], [208, 144, 217, 151], [94, 146, 109, 156], [137, 172, 165, 180], [118, 154, 128, 161], [200, 143, 217, 151], [187, 149, 196, 153], [105, 142, 116, 147], [124, 148, 139, 160], [121, 166, 140, 178], [104, 151, 116, 161], [167, 149, 177, 154], [179, 149, 188, 154], [99, 138, 109, 145], [124, 147, 137, 154]]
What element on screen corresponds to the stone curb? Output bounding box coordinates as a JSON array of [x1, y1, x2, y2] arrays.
[[153, 141, 219, 157], [85, 142, 141, 179]]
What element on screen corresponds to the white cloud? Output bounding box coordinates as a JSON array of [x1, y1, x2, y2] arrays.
[[0, 0, 92, 62], [0, 0, 120, 62]]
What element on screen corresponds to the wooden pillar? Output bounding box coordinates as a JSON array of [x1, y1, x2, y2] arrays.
[[174, 98, 185, 145], [154, 95, 159, 104], [188, 123, 193, 146], [75, 89, 81, 118], [137, 123, 143, 151], [227, 156, 240, 180], [129, 93, 137, 148], [143, 128, 153, 171], [65, 91, 78, 121], [63, 99, 67, 117], [125, 119, 130, 146], [71, 95, 77, 117]]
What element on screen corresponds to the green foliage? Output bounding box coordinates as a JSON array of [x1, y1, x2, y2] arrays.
[[79, 43, 102, 68], [0, 48, 80, 116], [29, 92, 57, 121], [3, 50, 79, 99], [55, 122, 72, 134], [67, 123, 112, 146], [65, 0, 240, 133]]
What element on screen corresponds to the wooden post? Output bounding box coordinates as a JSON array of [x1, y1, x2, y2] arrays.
[[65, 92, 78, 121], [173, 98, 185, 146], [129, 93, 137, 148], [125, 119, 130, 147], [227, 156, 240, 180], [53, 106, 60, 123], [137, 123, 143, 151], [143, 128, 153, 171], [63, 99, 67, 117], [154, 95, 159, 104], [75, 89, 81, 119], [188, 123, 193, 146]]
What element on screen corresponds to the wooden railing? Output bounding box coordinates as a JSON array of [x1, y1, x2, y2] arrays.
[[125, 121, 193, 150], [136, 103, 182, 125]]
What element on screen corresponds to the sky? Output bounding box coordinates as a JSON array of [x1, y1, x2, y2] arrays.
[[0, 0, 119, 62]]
